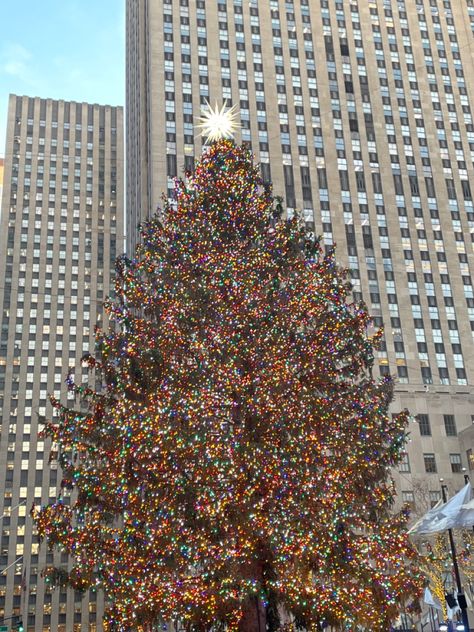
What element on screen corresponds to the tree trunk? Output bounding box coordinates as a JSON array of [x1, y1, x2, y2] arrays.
[[238, 595, 266, 632]]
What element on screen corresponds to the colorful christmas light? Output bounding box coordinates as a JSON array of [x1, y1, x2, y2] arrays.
[[34, 140, 422, 631]]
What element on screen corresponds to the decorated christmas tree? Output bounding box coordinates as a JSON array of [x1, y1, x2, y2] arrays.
[[35, 138, 421, 631]]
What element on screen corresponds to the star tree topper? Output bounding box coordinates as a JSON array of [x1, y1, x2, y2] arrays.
[[196, 101, 240, 143]]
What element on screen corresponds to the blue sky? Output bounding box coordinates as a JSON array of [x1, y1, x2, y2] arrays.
[[0, 0, 125, 154]]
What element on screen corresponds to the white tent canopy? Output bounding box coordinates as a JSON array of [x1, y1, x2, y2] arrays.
[[409, 483, 474, 535], [423, 587, 443, 611]]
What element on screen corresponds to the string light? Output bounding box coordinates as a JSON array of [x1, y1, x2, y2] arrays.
[[34, 140, 422, 631]]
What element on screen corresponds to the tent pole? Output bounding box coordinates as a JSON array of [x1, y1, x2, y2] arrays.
[[441, 484, 470, 632]]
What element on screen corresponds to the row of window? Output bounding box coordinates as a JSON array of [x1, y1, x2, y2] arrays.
[[417, 413, 459, 436], [399, 451, 462, 473]]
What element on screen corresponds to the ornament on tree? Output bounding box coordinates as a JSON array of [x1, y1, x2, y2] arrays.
[[34, 139, 422, 631]]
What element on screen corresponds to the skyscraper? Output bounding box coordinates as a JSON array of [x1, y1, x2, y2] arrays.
[[0, 158, 4, 214], [0, 95, 123, 631], [126, 0, 474, 502]]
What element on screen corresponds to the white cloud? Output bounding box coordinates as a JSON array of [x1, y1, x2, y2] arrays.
[[1, 43, 32, 80]]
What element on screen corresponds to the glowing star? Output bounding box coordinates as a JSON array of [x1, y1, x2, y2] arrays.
[[196, 101, 239, 143]]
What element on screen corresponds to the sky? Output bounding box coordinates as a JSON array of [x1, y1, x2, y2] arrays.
[[0, 0, 125, 155]]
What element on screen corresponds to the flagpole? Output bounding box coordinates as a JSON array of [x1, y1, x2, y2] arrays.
[[441, 484, 470, 632]]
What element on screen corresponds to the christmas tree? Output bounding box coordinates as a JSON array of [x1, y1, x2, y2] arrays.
[[35, 139, 421, 631]]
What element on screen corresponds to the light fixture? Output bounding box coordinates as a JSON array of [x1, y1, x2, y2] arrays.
[[456, 625, 465, 631], [439, 625, 448, 632]]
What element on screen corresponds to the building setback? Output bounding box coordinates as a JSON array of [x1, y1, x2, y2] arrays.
[[126, 0, 474, 503], [0, 95, 124, 631]]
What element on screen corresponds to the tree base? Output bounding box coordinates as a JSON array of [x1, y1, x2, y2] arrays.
[[238, 596, 266, 632]]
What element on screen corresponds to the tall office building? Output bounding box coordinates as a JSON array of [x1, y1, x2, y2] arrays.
[[126, 0, 474, 504], [0, 158, 4, 214], [0, 95, 123, 631]]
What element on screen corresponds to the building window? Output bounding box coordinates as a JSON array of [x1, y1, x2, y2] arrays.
[[339, 170, 349, 190], [450, 454, 462, 473], [446, 179, 457, 199], [402, 490, 414, 505], [424, 453, 437, 473], [467, 449, 474, 472], [429, 491, 441, 507], [355, 171, 366, 192], [443, 414, 457, 436], [399, 452, 410, 473], [421, 367, 433, 384], [417, 414, 431, 436], [166, 154, 177, 177]]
